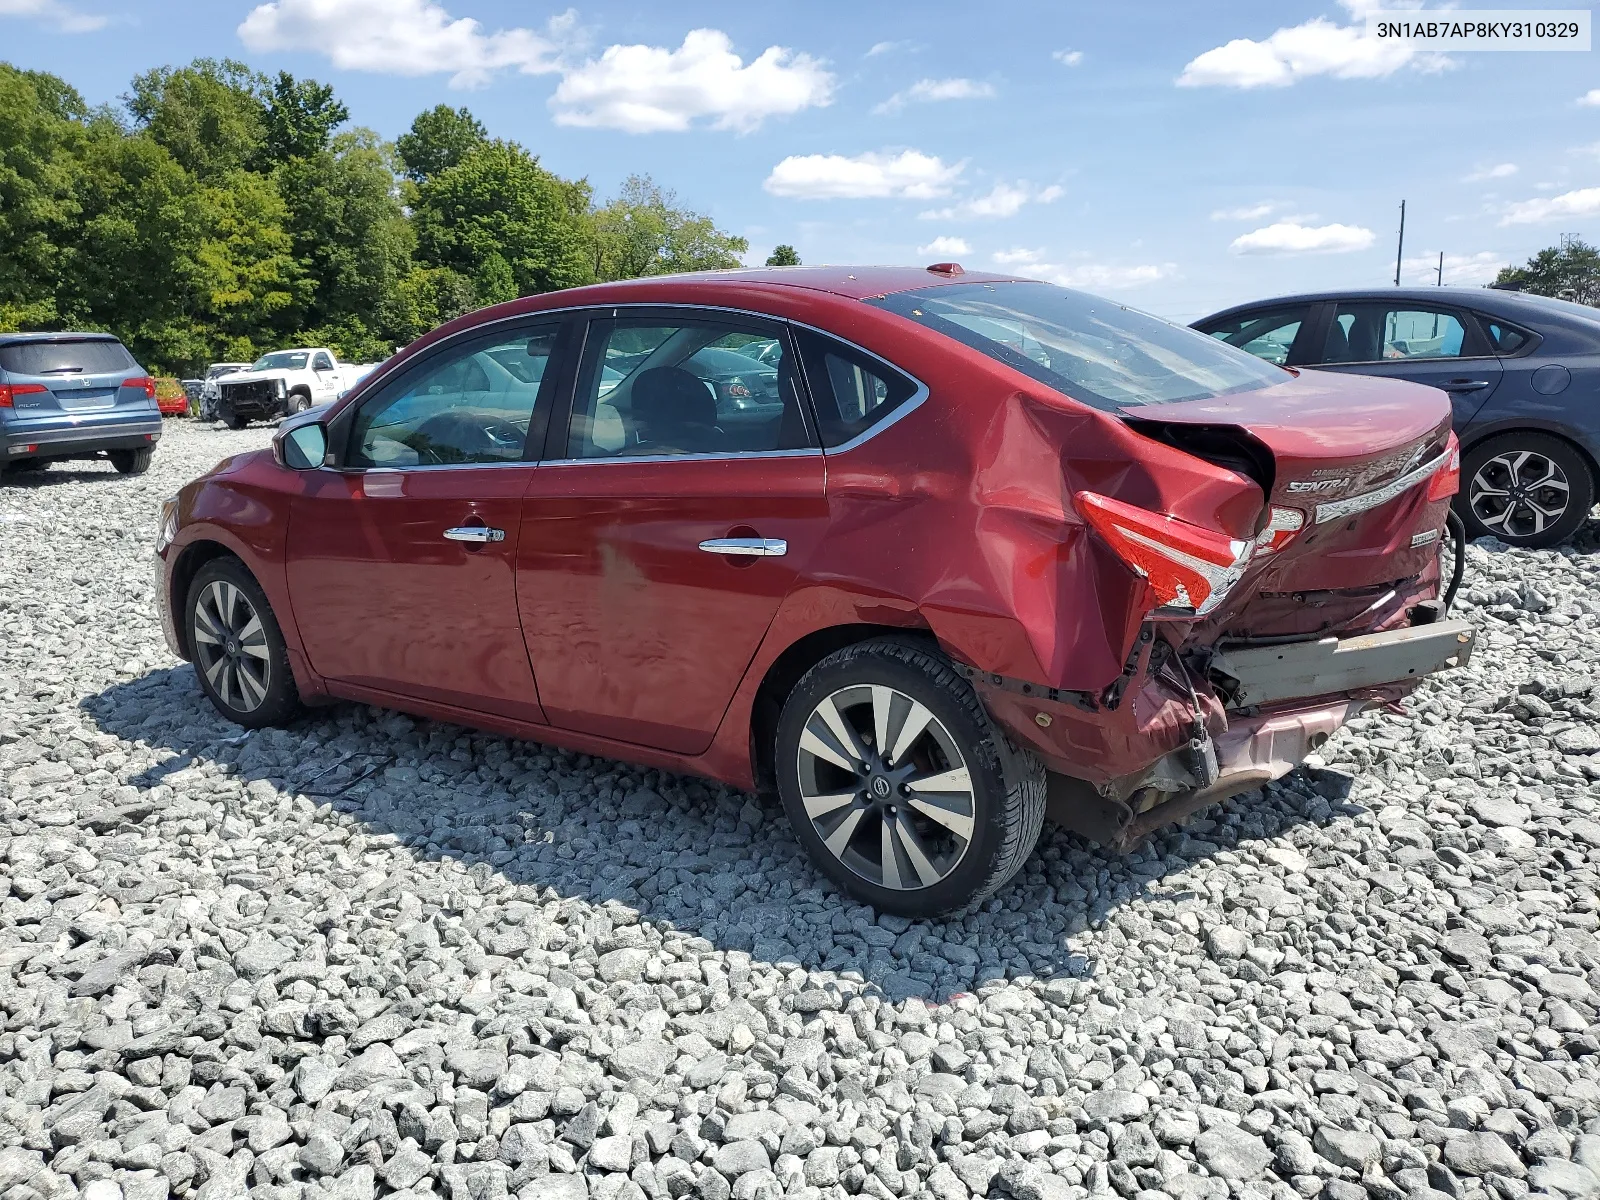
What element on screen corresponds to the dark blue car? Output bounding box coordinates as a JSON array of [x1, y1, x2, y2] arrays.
[[0, 332, 163, 478], [1194, 287, 1600, 548]]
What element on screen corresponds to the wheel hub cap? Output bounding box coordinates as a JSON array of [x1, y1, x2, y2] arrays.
[[192, 579, 271, 714], [795, 684, 977, 891], [1469, 450, 1570, 540]]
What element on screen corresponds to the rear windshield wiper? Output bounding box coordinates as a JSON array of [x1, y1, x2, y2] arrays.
[[39, 367, 84, 375]]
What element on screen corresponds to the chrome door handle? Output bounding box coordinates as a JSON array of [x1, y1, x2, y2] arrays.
[[698, 537, 787, 557], [443, 526, 505, 544]]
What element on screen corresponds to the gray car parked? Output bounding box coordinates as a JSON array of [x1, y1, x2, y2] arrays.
[[0, 332, 163, 477], [1194, 287, 1600, 548]]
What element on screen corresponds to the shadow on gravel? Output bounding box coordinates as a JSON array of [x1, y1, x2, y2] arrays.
[[1, 466, 124, 488], [82, 664, 1337, 1002]]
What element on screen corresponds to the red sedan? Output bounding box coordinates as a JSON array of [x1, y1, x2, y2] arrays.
[[154, 266, 1474, 916]]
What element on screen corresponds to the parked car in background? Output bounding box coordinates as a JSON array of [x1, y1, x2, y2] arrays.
[[195, 362, 251, 420], [155, 377, 188, 417], [1, 332, 162, 477], [213, 348, 383, 428], [156, 266, 1472, 916], [1195, 287, 1600, 547]]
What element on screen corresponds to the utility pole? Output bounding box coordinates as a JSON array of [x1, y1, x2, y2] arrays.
[[1394, 200, 1406, 286], [1437, 250, 1444, 286]]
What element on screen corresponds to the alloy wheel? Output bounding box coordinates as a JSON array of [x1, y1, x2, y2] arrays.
[[1469, 450, 1571, 540], [794, 684, 975, 891], [192, 579, 271, 713]]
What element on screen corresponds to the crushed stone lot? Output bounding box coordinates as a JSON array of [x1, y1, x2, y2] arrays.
[[3, 417, 1600, 1200]]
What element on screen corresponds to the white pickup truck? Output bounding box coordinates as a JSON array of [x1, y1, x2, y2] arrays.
[[212, 348, 383, 428]]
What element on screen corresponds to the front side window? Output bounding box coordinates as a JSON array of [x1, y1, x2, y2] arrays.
[[1321, 305, 1469, 364], [868, 281, 1286, 410], [567, 315, 811, 459], [349, 326, 558, 467], [1200, 306, 1310, 366], [312, 352, 334, 372]]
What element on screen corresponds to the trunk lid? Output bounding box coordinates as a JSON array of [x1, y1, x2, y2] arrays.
[[1124, 369, 1453, 631]]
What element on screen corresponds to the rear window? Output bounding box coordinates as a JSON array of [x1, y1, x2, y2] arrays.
[[0, 339, 136, 376], [867, 281, 1286, 409]]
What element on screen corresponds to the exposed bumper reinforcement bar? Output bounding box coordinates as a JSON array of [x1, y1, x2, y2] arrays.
[[1208, 618, 1475, 709]]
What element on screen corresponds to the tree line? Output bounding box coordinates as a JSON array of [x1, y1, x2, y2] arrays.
[[0, 58, 765, 373]]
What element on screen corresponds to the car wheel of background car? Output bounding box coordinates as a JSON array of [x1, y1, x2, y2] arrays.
[[775, 637, 1046, 918], [288, 391, 310, 415], [1459, 432, 1594, 549], [185, 557, 300, 729], [108, 448, 153, 475]]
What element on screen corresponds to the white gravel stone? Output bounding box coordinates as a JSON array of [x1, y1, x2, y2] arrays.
[[3, 421, 1600, 1200]]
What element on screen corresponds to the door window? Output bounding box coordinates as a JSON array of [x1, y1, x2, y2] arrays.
[[349, 326, 558, 467], [1482, 318, 1531, 355], [1321, 304, 1469, 364], [312, 352, 334, 372], [794, 330, 920, 448], [1200, 307, 1309, 366], [567, 315, 812, 458]]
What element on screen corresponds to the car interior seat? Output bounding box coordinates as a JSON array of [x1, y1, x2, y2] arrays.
[[629, 367, 722, 455]]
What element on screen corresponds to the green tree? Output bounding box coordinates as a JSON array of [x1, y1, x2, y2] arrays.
[[765, 244, 800, 266], [192, 169, 300, 349], [396, 104, 487, 183], [1494, 239, 1600, 306], [590, 174, 747, 281], [261, 71, 349, 167], [0, 65, 87, 330], [124, 58, 267, 179], [413, 139, 593, 298]]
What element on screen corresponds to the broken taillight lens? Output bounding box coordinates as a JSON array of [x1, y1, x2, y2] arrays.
[[1427, 433, 1461, 501], [1075, 491, 1252, 616]]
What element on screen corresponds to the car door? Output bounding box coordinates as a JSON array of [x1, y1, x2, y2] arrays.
[[516, 307, 827, 755], [310, 351, 340, 404], [1308, 299, 1503, 426], [284, 320, 566, 723]]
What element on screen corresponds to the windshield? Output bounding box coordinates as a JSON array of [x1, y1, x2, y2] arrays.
[[251, 351, 310, 371], [0, 339, 135, 376], [868, 281, 1286, 409]]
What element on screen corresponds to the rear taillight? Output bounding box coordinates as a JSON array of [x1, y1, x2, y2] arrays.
[[1252, 506, 1305, 557], [0, 383, 47, 408], [1427, 433, 1461, 501], [122, 376, 157, 400], [1076, 490, 1252, 616]]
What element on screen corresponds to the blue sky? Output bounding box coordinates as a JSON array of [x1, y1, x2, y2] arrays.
[[5, 0, 1600, 320]]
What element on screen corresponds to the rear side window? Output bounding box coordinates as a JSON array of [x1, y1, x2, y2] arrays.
[[867, 281, 1285, 410], [1320, 304, 1469, 363], [794, 330, 919, 448], [0, 339, 136, 375], [1482, 318, 1531, 355]]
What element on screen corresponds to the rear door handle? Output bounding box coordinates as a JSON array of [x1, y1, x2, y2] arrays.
[[1439, 379, 1491, 392], [444, 526, 505, 543], [698, 537, 787, 557]]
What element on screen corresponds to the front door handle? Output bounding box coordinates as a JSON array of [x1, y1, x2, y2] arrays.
[[1439, 379, 1491, 392], [444, 526, 506, 544], [698, 537, 787, 557]]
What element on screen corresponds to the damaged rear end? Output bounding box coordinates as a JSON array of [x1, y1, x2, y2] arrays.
[[871, 281, 1475, 848]]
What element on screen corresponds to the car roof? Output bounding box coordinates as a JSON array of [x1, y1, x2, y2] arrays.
[[0, 331, 124, 345], [525, 265, 1029, 306], [1196, 286, 1583, 324]]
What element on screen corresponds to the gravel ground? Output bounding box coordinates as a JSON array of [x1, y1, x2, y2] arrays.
[[2, 418, 1600, 1200]]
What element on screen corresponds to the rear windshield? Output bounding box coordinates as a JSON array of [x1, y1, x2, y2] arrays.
[[0, 339, 136, 376], [867, 281, 1286, 409]]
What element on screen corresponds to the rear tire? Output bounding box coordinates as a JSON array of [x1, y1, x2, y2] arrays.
[[1458, 432, 1593, 548], [775, 637, 1046, 918], [109, 448, 153, 475], [185, 557, 300, 728]]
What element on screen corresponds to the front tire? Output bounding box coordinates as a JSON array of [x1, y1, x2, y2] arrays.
[[109, 448, 152, 475], [287, 391, 311, 415], [1459, 432, 1593, 548], [775, 637, 1046, 918], [185, 558, 300, 728]]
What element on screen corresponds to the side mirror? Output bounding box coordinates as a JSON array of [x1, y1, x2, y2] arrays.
[[278, 422, 328, 470]]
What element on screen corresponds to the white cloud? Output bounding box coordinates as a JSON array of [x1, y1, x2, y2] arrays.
[[919, 181, 1063, 220], [917, 236, 971, 257], [1463, 163, 1517, 183], [551, 29, 834, 133], [991, 249, 1172, 290], [238, 0, 571, 87], [764, 149, 964, 200], [1401, 250, 1508, 285], [874, 77, 995, 115], [1210, 202, 1276, 221], [1501, 187, 1600, 225], [1052, 49, 1084, 66], [0, 0, 106, 32], [1230, 221, 1376, 254], [1579, 89, 1600, 106], [866, 39, 912, 57], [1177, 0, 1442, 88]]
